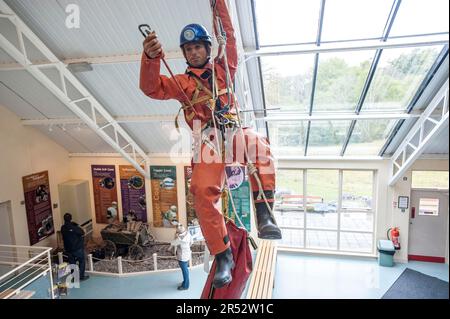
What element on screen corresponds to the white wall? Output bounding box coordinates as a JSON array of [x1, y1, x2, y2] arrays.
[[0, 104, 70, 247]]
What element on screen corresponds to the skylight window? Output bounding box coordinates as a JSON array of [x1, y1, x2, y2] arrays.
[[362, 46, 443, 111], [321, 0, 393, 42], [261, 55, 316, 112], [268, 121, 308, 156], [389, 0, 449, 37], [313, 51, 375, 112], [254, 0, 448, 157], [255, 0, 321, 46], [345, 119, 397, 155], [307, 120, 351, 155]]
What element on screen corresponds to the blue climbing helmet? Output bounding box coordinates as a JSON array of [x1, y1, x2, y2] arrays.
[[179, 23, 212, 48]]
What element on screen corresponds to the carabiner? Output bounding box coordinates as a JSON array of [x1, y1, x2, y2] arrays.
[[139, 24, 152, 38]]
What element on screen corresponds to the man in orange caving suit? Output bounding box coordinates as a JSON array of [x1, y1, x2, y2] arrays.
[[140, 0, 281, 288]]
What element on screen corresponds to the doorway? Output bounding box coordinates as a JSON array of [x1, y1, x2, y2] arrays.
[[409, 190, 449, 263]]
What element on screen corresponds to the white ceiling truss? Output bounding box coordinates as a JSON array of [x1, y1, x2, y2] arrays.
[[389, 78, 449, 186], [0, 0, 151, 178]]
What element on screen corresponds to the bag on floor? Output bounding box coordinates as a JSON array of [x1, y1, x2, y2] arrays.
[[200, 218, 253, 299]]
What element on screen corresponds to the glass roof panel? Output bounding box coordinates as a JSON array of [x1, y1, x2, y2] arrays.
[[321, 0, 394, 42], [255, 0, 321, 46], [362, 46, 442, 111], [345, 119, 397, 156], [261, 55, 316, 112], [389, 0, 449, 37], [313, 51, 375, 112], [268, 121, 308, 156], [307, 120, 352, 155]]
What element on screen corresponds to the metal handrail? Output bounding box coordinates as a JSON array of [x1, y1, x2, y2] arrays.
[[0, 245, 51, 285]]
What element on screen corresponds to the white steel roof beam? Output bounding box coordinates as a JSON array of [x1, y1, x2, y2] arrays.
[[389, 79, 449, 186], [263, 113, 419, 121], [21, 115, 175, 126], [0, 0, 150, 179], [21, 112, 418, 126], [247, 34, 449, 58], [0, 50, 196, 70]]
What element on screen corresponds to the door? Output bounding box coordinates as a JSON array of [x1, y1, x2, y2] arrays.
[[409, 190, 449, 262], [0, 201, 14, 245]]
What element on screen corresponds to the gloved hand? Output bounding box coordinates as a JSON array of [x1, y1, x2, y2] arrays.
[[143, 31, 164, 59]]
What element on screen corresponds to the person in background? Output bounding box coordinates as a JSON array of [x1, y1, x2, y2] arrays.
[[61, 213, 89, 281], [170, 224, 193, 290]]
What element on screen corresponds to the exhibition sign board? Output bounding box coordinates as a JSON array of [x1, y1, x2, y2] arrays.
[[225, 166, 251, 232], [150, 166, 178, 228], [184, 166, 198, 226], [22, 170, 54, 245], [91, 165, 118, 224], [119, 165, 147, 222]]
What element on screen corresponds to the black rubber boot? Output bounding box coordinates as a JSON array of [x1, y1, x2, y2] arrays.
[[254, 191, 282, 240], [213, 246, 235, 288]]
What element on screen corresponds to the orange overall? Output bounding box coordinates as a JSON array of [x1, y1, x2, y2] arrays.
[[139, 0, 275, 255]]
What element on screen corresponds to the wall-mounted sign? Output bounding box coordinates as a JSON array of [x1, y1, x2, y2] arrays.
[[398, 196, 409, 210], [419, 198, 439, 216], [91, 165, 118, 224], [22, 171, 54, 245], [225, 166, 251, 232], [184, 166, 198, 226], [119, 165, 147, 222]]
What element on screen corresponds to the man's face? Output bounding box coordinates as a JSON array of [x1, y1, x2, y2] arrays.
[[183, 41, 209, 68]]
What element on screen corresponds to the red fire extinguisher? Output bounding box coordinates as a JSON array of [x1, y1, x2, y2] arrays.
[[387, 227, 401, 250]]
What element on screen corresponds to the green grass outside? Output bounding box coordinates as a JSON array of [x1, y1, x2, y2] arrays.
[[276, 169, 373, 203]]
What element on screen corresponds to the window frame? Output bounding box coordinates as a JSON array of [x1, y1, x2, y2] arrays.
[[275, 168, 377, 255]]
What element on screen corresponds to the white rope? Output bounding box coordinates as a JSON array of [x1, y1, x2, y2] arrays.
[[211, 12, 278, 225]]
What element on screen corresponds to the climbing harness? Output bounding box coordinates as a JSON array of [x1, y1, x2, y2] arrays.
[[207, 2, 279, 232]]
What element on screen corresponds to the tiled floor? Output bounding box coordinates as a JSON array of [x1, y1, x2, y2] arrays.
[[21, 251, 448, 299], [272, 252, 448, 299]]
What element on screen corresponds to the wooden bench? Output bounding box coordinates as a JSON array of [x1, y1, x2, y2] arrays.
[[246, 240, 277, 299]]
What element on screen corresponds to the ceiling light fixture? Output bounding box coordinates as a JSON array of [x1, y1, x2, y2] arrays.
[[67, 62, 93, 73]]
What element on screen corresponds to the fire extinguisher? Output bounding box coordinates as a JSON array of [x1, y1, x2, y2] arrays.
[[387, 227, 401, 250]]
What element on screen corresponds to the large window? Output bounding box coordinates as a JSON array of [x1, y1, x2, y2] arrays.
[[274, 169, 376, 254]]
